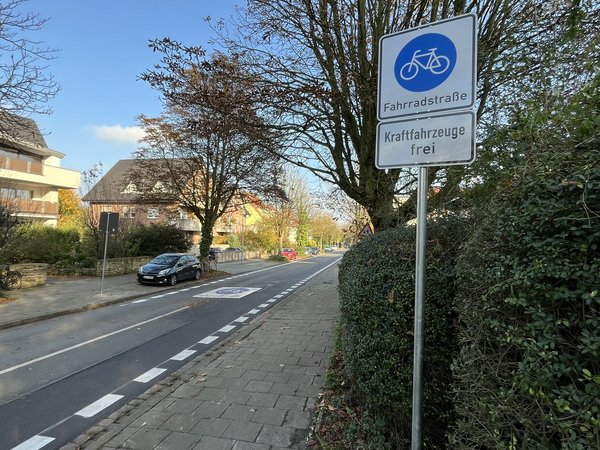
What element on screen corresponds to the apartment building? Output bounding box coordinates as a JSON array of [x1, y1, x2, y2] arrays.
[[0, 115, 80, 226]]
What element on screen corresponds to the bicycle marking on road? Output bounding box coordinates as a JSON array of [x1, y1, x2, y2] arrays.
[[75, 394, 123, 418], [0, 307, 190, 376]]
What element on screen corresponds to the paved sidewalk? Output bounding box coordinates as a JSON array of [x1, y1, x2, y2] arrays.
[[63, 264, 339, 449], [0, 259, 282, 330]]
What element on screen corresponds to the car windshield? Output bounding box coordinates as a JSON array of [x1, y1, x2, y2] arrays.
[[150, 255, 179, 265]]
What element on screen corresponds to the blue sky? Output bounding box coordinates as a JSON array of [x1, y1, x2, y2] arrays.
[[22, 0, 241, 175]]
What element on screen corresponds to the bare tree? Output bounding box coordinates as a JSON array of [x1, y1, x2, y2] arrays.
[[133, 42, 281, 261], [0, 0, 58, 135], [211, 0, 591, 230]]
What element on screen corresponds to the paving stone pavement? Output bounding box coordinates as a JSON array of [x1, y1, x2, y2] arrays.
[[63, 265, 339, 449]]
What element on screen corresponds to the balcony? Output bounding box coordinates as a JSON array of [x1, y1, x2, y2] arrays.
[[173, 219, 201, 232], [0, 157, 79, 189], [1, 157, 43, 175], [14, 199, 59, 216]]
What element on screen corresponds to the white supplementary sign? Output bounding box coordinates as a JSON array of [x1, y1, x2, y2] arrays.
[[194, 287, 261, 299], [376, 111, 475, 168], [378, 14, 477, 120]]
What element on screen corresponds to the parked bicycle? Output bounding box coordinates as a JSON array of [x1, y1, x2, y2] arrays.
[[1, 265, 22, 290]]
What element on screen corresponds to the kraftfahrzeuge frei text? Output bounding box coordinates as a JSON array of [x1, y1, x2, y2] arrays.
[[376, 110, 475, 168]]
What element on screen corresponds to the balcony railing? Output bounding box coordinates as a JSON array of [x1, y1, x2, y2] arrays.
[[13, 199, 59, 215], [1, 157, 43, 175], [173, 219, 201, 231]]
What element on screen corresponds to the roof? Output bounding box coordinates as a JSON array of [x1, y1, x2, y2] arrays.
[[0, 112, 64, 158], [82, 159, 141, 203]]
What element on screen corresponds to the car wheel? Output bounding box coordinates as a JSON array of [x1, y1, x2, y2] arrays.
[[194, 269, 201, 280], [168, 274, 177, 286]]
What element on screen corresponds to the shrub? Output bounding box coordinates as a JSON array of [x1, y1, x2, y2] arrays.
[[121, 224, 191, 256], [338, 217, 467, 448], [1, 224, 80, 264], [450, 77, 600, 449]]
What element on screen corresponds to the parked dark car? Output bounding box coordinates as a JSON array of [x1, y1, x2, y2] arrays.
[[223, 247, 242, 253], [137, 253, 201, 286], [306, 247, 319, 256]]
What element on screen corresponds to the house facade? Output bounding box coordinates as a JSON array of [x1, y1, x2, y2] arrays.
[[82, 159, 267, 249], [0, 115, 80, 226]]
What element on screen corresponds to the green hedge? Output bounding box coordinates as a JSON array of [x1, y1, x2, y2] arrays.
[[450, 147, 600, 449], [338, 217, 467, 448], [1, 224, 80, 264]]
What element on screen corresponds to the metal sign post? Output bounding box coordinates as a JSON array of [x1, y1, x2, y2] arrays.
[[411, 167, 428, 449]]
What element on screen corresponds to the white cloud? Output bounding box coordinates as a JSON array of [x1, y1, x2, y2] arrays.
[[92, 125, 145, 145]]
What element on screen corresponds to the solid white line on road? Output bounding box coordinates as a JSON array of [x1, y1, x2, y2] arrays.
[[234, 316, 249, 323], [150, 295, 164, 299], [218, 325, 236, 333], [131, 298, 149, 304], [0, 307, 190, 376], [75, 394, 123, 418], [170, 349, 196, 361], [199, 336, 219, 345], [10, 435, 55, 450], [133, 367, 167, 383]]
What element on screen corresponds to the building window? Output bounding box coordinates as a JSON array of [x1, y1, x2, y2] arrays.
[[123, 206, 136, 219], [0, 188, 33, 199], [147, 208, 159, 219]]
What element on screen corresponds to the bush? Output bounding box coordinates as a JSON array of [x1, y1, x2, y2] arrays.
[[450, 148, 600, 449], [338, 217, 467, 448], [1, 224, 80, 264], [450, 77, 600, 449], [121, 224, 191, 256]]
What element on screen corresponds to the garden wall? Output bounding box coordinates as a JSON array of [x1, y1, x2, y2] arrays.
[[11, 263, 48, 288]]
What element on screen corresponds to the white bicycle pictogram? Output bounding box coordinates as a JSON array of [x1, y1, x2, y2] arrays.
[[399, 47, 451, 80]]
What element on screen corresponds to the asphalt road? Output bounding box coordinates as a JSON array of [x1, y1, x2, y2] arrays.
[[0, 255, 340, 450]]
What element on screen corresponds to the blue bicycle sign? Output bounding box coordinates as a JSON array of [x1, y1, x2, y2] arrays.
[[394, 33, 456, 92]]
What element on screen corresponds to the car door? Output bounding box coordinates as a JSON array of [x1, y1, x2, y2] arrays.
[[181, 256, 194, 280]]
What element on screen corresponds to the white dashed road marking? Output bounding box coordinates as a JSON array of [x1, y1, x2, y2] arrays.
[[75, 394, 123, 418]]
